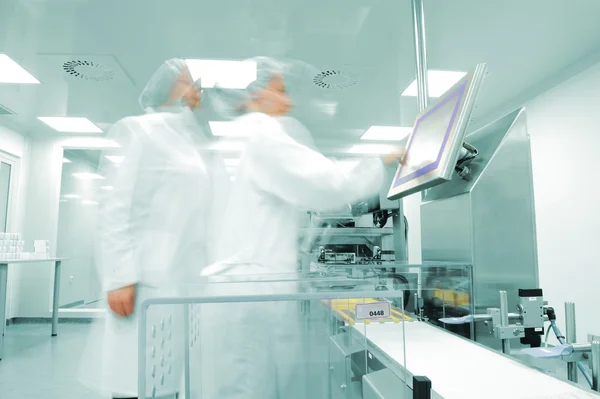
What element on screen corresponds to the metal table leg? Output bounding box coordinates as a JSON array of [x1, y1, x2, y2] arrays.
[[51, 260, 61, 336], [0, 263, 8, 360]]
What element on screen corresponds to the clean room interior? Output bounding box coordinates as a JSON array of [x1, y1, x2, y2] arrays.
[[2, 0, 600, 398]]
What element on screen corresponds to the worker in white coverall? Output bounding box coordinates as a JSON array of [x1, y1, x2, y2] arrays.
[[79, 59, 228, 399], [198, 56, 405, 399]]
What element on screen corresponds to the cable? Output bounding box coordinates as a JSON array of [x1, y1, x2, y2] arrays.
[[550, 320, 593, 387], [544, 323, 552, 347]]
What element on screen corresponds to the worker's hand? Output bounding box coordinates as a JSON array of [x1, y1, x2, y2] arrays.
[[107, 284, 136, 317], [384, 148, 407, 166]]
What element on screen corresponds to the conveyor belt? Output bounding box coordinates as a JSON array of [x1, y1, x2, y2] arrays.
[[322, 298, 412, 325]]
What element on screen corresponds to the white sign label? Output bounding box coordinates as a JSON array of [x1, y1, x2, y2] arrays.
[[355, 302, 391, 320]]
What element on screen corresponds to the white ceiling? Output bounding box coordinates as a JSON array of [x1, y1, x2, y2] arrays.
[[1, 0, 600, 155]]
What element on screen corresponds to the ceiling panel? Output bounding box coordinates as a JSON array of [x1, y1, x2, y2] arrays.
[[0, 0, 599, 152]]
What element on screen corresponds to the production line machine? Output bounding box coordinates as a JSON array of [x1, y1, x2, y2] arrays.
[[295, 64, 600, 397]]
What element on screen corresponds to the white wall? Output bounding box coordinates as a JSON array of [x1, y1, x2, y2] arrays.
[[13, 138, 63, 317], [0, 123, 29, 319], [525, 61, 600, 344]]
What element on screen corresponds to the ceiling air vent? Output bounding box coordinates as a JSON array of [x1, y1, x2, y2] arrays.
[[0, 104, 15, 115], [313, 69, 358, 90], [63, 60, 115, 82]]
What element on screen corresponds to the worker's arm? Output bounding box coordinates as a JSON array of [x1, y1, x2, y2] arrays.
[[97, 118, 152, 314], [246, 114, 393, 211]]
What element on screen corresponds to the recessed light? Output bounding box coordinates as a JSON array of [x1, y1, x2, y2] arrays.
[[101, 186, 113, 190], [61, 138, 120, 149], [185, 59, 257, 89], [73, 172, 104, 180], [209, 121, 245, 137], [62, 157, 72, 163], [224, 158, 240, 167], [348, 144, 396, 155], [361, 126, 412, 141], [105, 156, 125, 164], [62, 194, 81, 199], [401, 70, 467, 98], [0, 54, 40, 84], [38, 117, 103, 133]]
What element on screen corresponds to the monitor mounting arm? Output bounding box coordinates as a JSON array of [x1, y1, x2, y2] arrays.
[[455, 142, 479, 180]]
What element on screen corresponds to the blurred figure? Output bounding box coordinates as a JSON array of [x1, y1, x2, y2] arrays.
[[80, 59, 228, 399], [200, 57, 404, 399]]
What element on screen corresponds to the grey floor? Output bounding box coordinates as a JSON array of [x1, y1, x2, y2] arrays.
[[0, 323, 105, 399]]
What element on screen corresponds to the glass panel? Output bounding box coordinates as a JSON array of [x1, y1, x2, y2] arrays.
[[0, 161, 11, 232], [57, 150, 103, 309], [138, 275, 410, 398]]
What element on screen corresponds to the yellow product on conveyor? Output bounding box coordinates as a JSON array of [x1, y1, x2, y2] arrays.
[[433, 289, 470, 307], [321, 298, 412, 325]]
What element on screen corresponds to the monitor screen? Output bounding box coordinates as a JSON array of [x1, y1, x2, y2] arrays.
[[387, 64, 487, 200]]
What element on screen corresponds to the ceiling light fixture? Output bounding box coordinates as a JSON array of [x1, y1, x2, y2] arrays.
[[185, 59, 257, 89], [224, 158, 240, 167], [105, 155, 125, 164], [61, 138, 120, 149], [360, 126, 412, 141], [0, 54, 40, 84], [62, 157, 72, 163], [62, 194, 81, 199], [209, 121, 245, 137], [207, 140, 245, 152], [101, 186, 113, 191], [38, 117, 103, 133], [73, 172, 104, 180], [348, 144, 396, 155], [401, 70, 467, 98]]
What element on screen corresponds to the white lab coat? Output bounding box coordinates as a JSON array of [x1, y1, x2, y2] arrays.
[[80, 108, 228, 398], [199, 112, 385, 399]]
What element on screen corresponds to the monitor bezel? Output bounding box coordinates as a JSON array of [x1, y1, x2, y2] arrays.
[[387, 63, 487, 201]]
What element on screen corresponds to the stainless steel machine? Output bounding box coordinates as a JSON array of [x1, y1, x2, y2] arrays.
[[420, 107, 539, 349]]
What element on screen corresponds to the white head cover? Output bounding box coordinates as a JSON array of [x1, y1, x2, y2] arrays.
[[138, 58, 196, 113]]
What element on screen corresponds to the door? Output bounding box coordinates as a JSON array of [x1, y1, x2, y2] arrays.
[[0, 161, 11, 232]]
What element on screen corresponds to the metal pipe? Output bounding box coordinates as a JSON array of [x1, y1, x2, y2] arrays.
[[571, 343, 592, 353], [499, 291, 510, 354], [499, 291, 509, 327], [411, 0, 429, 113], [592, 341, 600, 392], [565, 302, 578, 383]]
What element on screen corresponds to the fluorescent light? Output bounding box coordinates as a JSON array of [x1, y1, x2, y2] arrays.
[[208, 140, 245, 152], [63, 157, 72, 163], [361, 126, 412, 141], [401, 70, 467, 98], [73, 172, 104, 180], [38, 117, 103, 133], [348, 144, 395, 155], [82, 200, 99, 205], [61, 138, 120, 149], [209, 121, 245, 137], [62, 194, 81, 199], [185, 59, 257, 89], [105, 156, 125, 164], [224, 158, 240, 167], [0, 54, 40, 84], [101, 186, 114, 191]]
